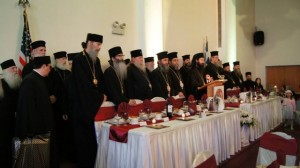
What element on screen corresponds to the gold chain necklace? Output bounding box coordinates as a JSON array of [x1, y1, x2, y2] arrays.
[[82, 51, 98, 87], [135, 64, 152, 89], [170, 67, 184, 89], [159, 67, 171, 96]]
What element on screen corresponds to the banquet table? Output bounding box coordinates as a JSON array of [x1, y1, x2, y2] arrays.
[[95, 109, 241, 168], [239, 97, 282, 141]]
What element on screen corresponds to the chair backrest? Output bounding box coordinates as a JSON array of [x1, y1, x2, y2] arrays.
[[193, 151, 217, 168], [151, 97, 166, 112], [127, 99, 144, 116], [171, 96, 185, 109], [95, 101, 116, 121], [257, 132, 297, 167]]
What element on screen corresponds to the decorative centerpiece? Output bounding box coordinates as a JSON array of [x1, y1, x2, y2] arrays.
[[240, 110, 257, 146]]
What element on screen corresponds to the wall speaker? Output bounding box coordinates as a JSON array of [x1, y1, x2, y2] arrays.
[[254, 31, 264, 46]]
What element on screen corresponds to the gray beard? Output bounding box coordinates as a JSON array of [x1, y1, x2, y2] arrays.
[[3, 70, 22, 90], [235, 69, 242, 76], [0, 80, 4, 99], [88, 50, 98, 62], [159, 64, 169, 73], [56, 62, 69, 71], [146, 67, 154, 72], [113, 60, 127, 81], [133, 62, 146, 73]]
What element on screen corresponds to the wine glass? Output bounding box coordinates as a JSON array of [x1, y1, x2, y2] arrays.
[[145, 108, 151, 121], [115, 114, 121, 126], [122, 112, 129, 125]]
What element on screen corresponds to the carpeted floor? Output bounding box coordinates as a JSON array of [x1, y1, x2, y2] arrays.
[[218, 123, 300, 168]]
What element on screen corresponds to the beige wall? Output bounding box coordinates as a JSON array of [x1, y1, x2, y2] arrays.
[[236, 0, 256, 78], [0, 0, 147, 72], [163, 0, 218, 57], [255, 0, 300, 88]]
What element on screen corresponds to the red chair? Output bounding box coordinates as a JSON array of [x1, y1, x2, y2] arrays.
[[170, 96, 185, 109], [94, 101, 116, 143], [127, 99, 143, 117], [226, 88, 240, 98], [150, 97, 166, 112], [192, 151, 217, 168], [256, 132, 297, 167]]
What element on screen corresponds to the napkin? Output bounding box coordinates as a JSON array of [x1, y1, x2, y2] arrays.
[[188, 95, 195, 101], [117, 102, 128, 117]]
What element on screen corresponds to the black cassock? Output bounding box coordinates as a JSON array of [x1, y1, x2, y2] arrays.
[[21, 61, 34, 78], [16, 71, 53, 137], [189, 65, 206, 100], [0, 79, 19, 167], [205, 62, 223, 80], [169, 66, 185, 96], [231, 70, 244, 89], [104, 66, 128, 106], [223, 71, 236, 89], [126, 63, 152, 100], [180, 65, 191, 96], [146, 68, 152, 79], [52, 68, 72, 160], [70, 51, 105, 168], [243, 80, 256, 91], [150, 67, 173, 99]]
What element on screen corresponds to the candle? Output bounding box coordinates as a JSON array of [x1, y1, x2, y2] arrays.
[[152, 118, 156, 125], [182, 113, 185, 119]]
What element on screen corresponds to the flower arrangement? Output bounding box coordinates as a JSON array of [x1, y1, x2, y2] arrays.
[[240, 110, 257, 127]]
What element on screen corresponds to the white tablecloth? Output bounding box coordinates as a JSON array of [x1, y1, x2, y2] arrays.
[[95, 109, 241, 168], [239, 97, 282, 141]]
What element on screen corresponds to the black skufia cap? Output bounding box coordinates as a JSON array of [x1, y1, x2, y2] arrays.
[[144, 57, 154, 63], [53, 51, 67, 59], [182, 55, 190, 61], [108, 46, 123, 58], [156, 51, 168, 60], [233, 61, 240, 66], [193, 53, 204, 60], [210, 51, 218, 57], [86, 33, 103, 43], [1, 59, 16, 70], [130, 49, 143, 58], [31, 40, 46, 49], [167, 52, 178, 60], [125, 59, 130, 65], [222, 62, 229, 67], [245, 72, 252, 76], [34, 56, 51, 67], [67, 52, 80, 61]]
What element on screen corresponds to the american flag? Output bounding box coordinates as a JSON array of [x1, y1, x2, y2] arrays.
[[18, 9, 32, 75]]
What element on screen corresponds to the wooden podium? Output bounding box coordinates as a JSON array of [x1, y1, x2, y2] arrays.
[[197, 80, 227, 97]]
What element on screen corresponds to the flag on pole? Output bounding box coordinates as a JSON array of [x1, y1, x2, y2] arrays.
[[18, 9, 32, 75], [205, 36, 210, 64]]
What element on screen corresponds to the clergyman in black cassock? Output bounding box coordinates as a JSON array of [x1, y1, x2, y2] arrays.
[[127, 49, 152, 100], [205, 51, 223, 80], [145, 56, 154, 79], [70, 33, 105, 168], [189, 53, 206, 100], [168, 52, 185, 97], [52, 51, 73, 162], [151, 51, 174, 99], [243, 72, 256, 91], [0, 59, 21, 168], [15, 56, 54, 167], [180, 54, 192, 96], [231, 61, 244, 89]]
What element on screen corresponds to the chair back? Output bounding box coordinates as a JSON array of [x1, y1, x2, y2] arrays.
[[192, 151, 217, 168], [95, 101, 116, 121], [151, 97, 166, 112]]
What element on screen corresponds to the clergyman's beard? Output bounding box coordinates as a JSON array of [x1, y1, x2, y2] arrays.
[[235, 69, 242, 76], [159, 64, 169, 73], [134, 62, 146, 73], [56, 61, 69, 71], [113, 60, 127, 81], [146, 66, 154, 72], [3, 70, 22, 90], [88, 50, 98, 62]]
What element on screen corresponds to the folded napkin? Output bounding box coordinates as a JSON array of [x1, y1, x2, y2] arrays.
[[117, 102, 128, 117]]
